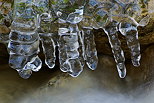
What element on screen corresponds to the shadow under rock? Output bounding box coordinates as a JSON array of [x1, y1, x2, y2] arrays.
[[0, 65, 57, 103]]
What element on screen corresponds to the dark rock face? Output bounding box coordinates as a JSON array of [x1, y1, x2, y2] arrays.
[[0, 43, 9, 65]]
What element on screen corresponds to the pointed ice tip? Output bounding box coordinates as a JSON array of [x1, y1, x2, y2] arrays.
[[68, 69, 83, 78], [69, 73, 79, 78], [87, 62, 98, 70], [68, 72, 81, 77], [132, 60, 140, 67], [45, 60, 55, 69], [117, 63, 126, 78], [17, 69, 32, 79], [119, 72, 126, 78], [118, 67, 126, 78], [31, 57, 42, 72]]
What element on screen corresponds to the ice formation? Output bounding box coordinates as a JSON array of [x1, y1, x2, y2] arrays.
[[0, 0, 150, 79]]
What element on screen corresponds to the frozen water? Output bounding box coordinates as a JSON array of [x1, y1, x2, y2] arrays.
[[38, 0, 56, 69], [53, 0, 86, 77], [0, 0, 151, 78], [40, 33, 56, 69], [8, 0, 42, 78], [58, 24, 83, 77], [82, 29, 98, 70], [85, 0, 150, 78], [119, 22, 141, 67], [104, 21, 126, 78]]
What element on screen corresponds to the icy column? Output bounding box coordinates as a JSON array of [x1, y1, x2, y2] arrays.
[[80, 15, 98, 70], [118, 0, 149, 67], [37, 0, 56, 69], [58, 24, 84, 77], [104, 21, 126, 78], [119, 23, 141, 67], [39, 14, 56, 68], [78, 0, 109, 71], [51, 0, 85, 77], [8, 0, 42, 79], [82, 29, 98, 70]]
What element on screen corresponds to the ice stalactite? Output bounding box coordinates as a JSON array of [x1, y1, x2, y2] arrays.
[[84, 0, 150, 78], [89, 0, 126, 77], [82, 29, 98, 70], [104, 21, 126, 78], [8, 0, 42, 79], [80, 16, 98, 70], [37, 0, 56, 69], [52, 0, 87, 77], [119, 23, 141, 67], [39, 32, 56, 69], [58, 24, 84, 77], [0, 0, 151, 79], [114, 0, 149, 76]]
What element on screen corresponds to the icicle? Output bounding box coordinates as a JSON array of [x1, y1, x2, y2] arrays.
[[0, 0, 150, 79], [103, 21, 126, 78], [37, 0, 57, 69], [58, 27, 71, 73], [117, 0, 147, 67], [77, 0, 104, 71], [53, 0, 85, 77], [58, 24, 84, 77], [82, 29, 98, 70], [8, 0, 42, 79], [40, 33, 56, 69], [119, 22, 141, 67], [17, 55, 42, 79]]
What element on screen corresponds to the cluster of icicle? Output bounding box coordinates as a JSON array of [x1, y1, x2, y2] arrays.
[[0, 0, 150, 79]]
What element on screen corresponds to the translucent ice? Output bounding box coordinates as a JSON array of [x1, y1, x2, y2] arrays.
[[37, 0, 57, 69], [104, 21, 126, 78], [82, 29, 98, 70], [119, 22, 141, 67], [17, 55, 42, 79], [84, 0, 150, 78], [8, 0, 42, 79], [52, 0, 86, 77], [0, 0, 151, 79], [58, 24, 84, 77]]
